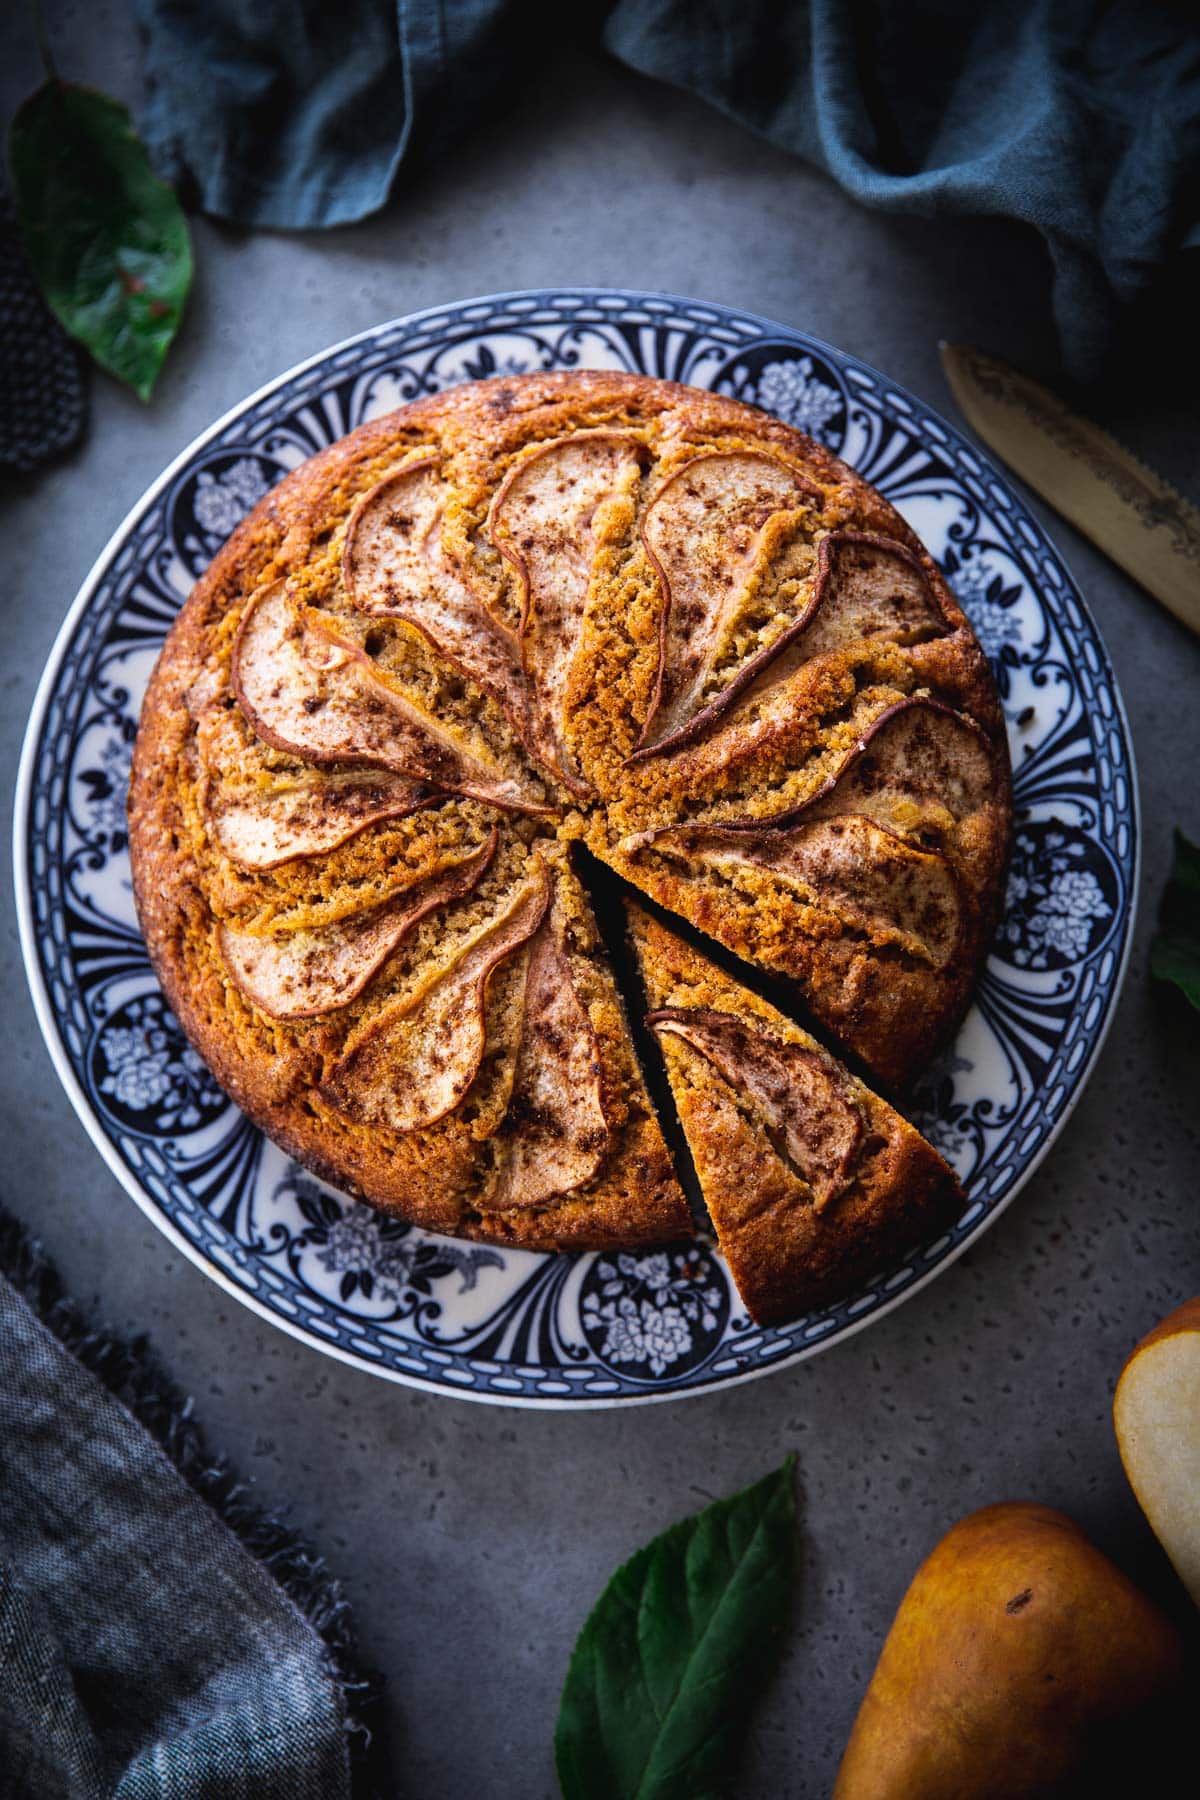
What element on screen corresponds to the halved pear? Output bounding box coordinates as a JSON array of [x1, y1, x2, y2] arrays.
[[1114, 1296, 1200, 1608]]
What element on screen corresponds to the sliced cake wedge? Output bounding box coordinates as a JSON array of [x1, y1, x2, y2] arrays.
[[626, 906, 964, 1325]]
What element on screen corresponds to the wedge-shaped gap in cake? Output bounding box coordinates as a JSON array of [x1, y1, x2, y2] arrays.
[[466, 852, 692, 1247], [232, 579, 549, 814], [628, 907, 964, 1326], [574, 845, 712, 1233], [489, 430, 648, 793], [590, 847, 885, 1090]]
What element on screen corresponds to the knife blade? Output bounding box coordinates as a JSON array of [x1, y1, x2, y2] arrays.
[[940, 343, 1200, 638]]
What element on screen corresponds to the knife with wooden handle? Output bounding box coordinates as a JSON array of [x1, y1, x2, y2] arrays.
[[940, 343, 1200, 639]]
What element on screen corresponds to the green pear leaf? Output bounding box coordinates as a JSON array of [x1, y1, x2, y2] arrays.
[[1150, 828, 1200, 1012], [9, 81, 192, 401], [555, 1457, 796, 1800]]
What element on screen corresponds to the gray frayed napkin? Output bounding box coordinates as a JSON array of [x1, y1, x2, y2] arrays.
[[0, 1207, 380, 1800]]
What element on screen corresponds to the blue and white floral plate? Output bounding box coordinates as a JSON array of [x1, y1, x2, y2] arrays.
[[15, 291, 1137, 1406]]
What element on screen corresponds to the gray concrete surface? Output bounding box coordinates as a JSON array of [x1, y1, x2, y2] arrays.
[[4, 6, 1200, 1795]]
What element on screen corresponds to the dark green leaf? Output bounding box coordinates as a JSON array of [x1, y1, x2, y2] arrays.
[[555, 1457, 796, 1800], [1150, 830, 1200, 1013], [9, 81, 192, 401]]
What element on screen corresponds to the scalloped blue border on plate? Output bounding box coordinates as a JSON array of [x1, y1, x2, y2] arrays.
[[15, 290, 1138, 1406]]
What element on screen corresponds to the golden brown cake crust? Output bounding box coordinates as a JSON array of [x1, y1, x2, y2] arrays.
[[130, 370, 1008, 1256]]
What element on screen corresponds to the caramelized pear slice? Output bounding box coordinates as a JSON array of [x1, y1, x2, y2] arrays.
[[322, 866, 550, 1134], [217, 831, 497, 1019], [232, 580, 546, 813], [631, 524, 947, 761], [797, 531, 948, 659], [648, 1007, 863, 1213], [488, 890, 610, 1212], [490, 431, 646, 790], [631, 815, 962, 968], [634, 451, 819, 754], [645, 695, 998, 851], [343, 458, 527, 729], [768, 696, 997, 842], [210, 769, 428, 871]]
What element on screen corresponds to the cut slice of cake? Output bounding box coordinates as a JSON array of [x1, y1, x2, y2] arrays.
[[626, 905, 964, 1325]]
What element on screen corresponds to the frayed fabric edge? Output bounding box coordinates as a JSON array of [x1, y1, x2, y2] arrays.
[[0, 1201, 389, 1800]]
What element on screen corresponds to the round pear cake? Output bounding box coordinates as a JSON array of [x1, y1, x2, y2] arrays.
[[129, 370, 1011, 1324]]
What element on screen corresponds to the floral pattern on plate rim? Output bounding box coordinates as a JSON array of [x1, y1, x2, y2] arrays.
[[15, 290, 1137, 1405]]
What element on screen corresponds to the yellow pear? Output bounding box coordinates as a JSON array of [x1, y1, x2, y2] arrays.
[[833, 1502, 1182, 1798], [1115, 1296, 1200, 1608]]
